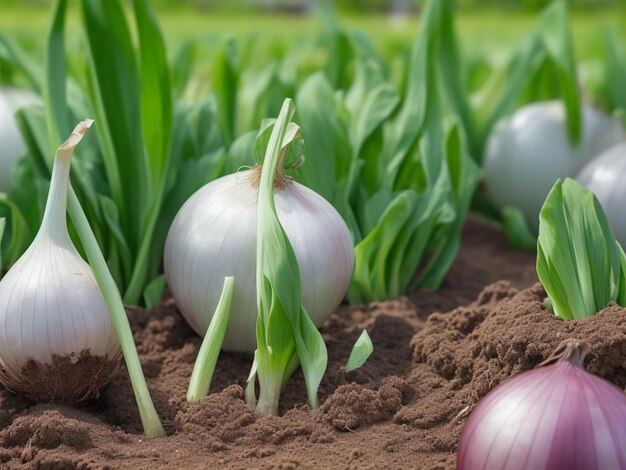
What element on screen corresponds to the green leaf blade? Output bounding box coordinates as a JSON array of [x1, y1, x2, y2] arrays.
[[253, 99, 328, 415], [187, 276, 235, 403], [345, 330, 373, 372], [133, 0, 173, 185]]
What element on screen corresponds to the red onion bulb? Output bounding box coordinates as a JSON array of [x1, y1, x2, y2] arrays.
[[457, 340, 626, 470]]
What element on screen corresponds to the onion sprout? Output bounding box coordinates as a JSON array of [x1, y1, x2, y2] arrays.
[[187, 276, 234, 403], [537, 178, 626, 319], [247, 98, 327, 417]]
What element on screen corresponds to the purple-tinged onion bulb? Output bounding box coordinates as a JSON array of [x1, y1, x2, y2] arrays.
[[457, 340, 626, 470]]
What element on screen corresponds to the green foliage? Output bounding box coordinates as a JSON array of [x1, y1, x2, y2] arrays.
[[0, 195, 31, 269], [433, 0, 582, 250], [248, 99, 327, 415], [502, 207, 538, 251], [294, 0, 481, 302], [0, 218, 5, 275], [600, 29, 626, 124], [537, 178, 626, 320], [440, 0, 582, 163], [187, 276, 234, 402]]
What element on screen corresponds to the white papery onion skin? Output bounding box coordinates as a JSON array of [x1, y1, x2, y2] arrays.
[[164, 171, 354, 353], [0, 87, 39, 192], [0, 237, 120, 379], [576, 142, 626, 248], [457, 342, 626, 470], [484, 101, 625, 232]]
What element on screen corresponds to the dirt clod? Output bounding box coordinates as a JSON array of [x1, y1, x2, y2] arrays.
[[319, 376, 407, 431]]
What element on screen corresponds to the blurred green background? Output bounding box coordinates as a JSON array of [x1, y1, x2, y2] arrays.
[[1, 0, 624, 60]]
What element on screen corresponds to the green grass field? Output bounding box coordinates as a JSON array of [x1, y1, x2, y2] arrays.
[[1, 4, 624, 62]]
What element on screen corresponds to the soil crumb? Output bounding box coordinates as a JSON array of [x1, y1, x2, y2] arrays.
[[319, 376, 407, 431], [0, 217, 580, 470]]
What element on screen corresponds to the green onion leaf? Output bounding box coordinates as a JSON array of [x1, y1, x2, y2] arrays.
[[250, 98, 327, 416], [345, 330, 373, 372], [602, 29, 626, 118], [502, 206, 538, 252], [143, 274, 166, 311], [253, 119, 304, 169], [0, 195, 32, 269], [539, 0, 581, 144], [537, 178, 625, 320], [0, 218, 5, 274], [187, 276, 235, 403]]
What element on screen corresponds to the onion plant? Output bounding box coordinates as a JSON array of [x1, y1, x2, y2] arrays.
[[537, 178, 626, 320]]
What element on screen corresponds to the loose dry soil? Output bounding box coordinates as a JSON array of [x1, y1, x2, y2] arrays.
[[1, 217, 625, 469]]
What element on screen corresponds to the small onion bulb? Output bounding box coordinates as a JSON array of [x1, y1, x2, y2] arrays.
[[484, 101, 625, 232], [0, 86, 39, 192], [457, 340, 626, 470], [164, 170, 354, 353], [576, 142, 626, 248], [0, 120, 119, 402]]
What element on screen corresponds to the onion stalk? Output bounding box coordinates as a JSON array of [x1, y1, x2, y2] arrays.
[[247, 99, 329, 416], [457, 340, 626, 470], [187, 276, 234, 403], [67, 187, 165, 438]]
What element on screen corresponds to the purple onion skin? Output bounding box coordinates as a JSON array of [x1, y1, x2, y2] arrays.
[[457, 345, 626, 470]]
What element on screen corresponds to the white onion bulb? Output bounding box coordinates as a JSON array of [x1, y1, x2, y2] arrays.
[[0, 87, 39, 192], [0, 120, 119, 401], [164, 170, 354, 353], [576, 142, 626, 247], [484, 101, 625, 232]]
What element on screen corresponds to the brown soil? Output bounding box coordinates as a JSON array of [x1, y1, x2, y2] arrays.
[[3, 217, 623, 469]]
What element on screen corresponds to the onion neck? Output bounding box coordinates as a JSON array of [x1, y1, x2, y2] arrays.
[[39, 153, 71, 243], [539, 339, 588, 369], [248, 164, 293, 190], [38, 120, 93, 245]]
